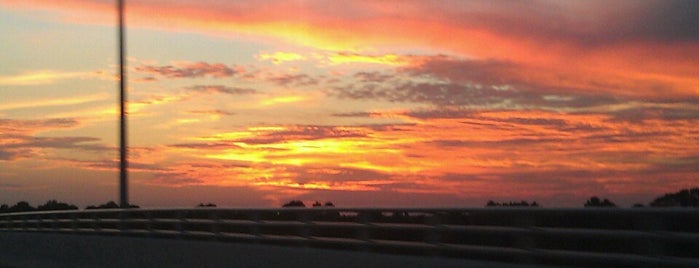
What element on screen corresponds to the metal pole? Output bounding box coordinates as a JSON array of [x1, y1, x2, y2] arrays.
[[118, 0, 128, 208]]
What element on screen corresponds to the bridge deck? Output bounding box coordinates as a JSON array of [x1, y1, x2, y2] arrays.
[[0, 232, 542, 268]]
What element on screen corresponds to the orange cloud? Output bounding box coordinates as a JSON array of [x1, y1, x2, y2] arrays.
[[5, 1, 696, 101], [259, 95, 307, 106], [0, 70, 98, 86], [258, 51, 305, 64], [327, 52, 418, 66], [3, 0, 697, 206]]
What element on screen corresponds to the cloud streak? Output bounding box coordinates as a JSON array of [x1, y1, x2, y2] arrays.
[[0, 118, 109, 161], [1, 0, 697, 207], [134, 61, 240, 80]]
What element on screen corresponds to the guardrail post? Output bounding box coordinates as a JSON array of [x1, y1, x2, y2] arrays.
[[118, 210, 124, 234], [635, 213, 666, 257], [250, 211, 260, 242], [299, 210, 312, 246], [425, 211, 442, 241], [177, 210, 186, 239], [424, 211, 443, 256], [36, 214, 42, 232], [93, 212, 101, 233], [71, 213, 78, 232], [145, 210, 153, 237], [51, 213, 57, 231], [21, 215, 26, 231], [210, 210, 221, 241], [356, 210, 372, 252], [513, 211, 537, 264]]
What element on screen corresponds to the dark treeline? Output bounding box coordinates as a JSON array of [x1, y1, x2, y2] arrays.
[[0, 200, 77, 213], [486, 200, 540, 207], [0, 200, 138, 214], [281, 200, 335, 208], [584, 196, 616, 207], [483, 188, 699, 208], [85, 201, 139, 210], [650, 188, 699, 207], [196, 203, 217, 208], [2, 188, 698, 214]]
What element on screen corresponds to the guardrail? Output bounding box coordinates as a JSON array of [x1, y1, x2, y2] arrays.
[[1, 208, 698, 267]]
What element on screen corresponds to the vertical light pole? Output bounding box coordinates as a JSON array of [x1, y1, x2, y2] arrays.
[[118, 0, 128, 208]]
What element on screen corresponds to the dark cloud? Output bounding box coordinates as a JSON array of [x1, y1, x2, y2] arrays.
[[405, 109, 477, 119], [607, 105, 699, 122], [169, 142, 241, 150], [648, 156, 699, 173], [609, 0, 699, 43], [0, 183, 22, 189], [490, 117, 568, 127], [149, 174, 205, 186], [187, 109, 236, 116], [327, 56, 629, 109], [584, 130, 672, 144], [134, 62, 238, 79], [439, 1, 699, 47], [402, 56, 519, 86], [353, 71, 394, 83], [10, 136, 103, 149], [0, 118, 107, 161], [331, 80, 523, 106], [268, 74, 319, 87], [238, 125, 367, 145], [331, 112, 383, 118], [56, 158, 168, 173], [1, 135, 111, 161], [431, 137, 564, 148], [0, 148, 32, 161], [186, 85, 257, 95], [0, 118, 79, 135], [400, 56, 630, 105]]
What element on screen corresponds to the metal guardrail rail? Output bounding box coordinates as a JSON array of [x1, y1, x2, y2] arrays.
[[1, 208, 698, 267]]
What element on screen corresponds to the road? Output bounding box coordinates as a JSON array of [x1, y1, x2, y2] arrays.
[[0, 232, 547, 268]]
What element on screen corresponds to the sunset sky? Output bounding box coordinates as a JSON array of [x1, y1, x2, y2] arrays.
[[1, 0, 697, 208]]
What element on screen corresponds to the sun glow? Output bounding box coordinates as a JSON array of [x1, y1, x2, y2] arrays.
[[260, 96, 306, 106], [258, 51, 306, 64], [0, 70, 95, 86]]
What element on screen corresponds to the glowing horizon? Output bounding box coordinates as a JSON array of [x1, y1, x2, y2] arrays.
[[1, 0, 697, 208]]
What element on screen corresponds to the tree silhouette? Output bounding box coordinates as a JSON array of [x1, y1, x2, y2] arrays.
[[584, 196, 616, 207], [7, 201, 35, 213], [324, 201, 335, 207], [86, 201, 139, 209], [282, 200, 306, 208], [312, 201, 322, 207], [486, 200, 540, 207], [649, 187, 699, 207], [197, 203, 217, 207], [37, 200, 78, 211]]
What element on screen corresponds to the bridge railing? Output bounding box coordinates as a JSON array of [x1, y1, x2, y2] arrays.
[[2, 208, 698, 267]]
